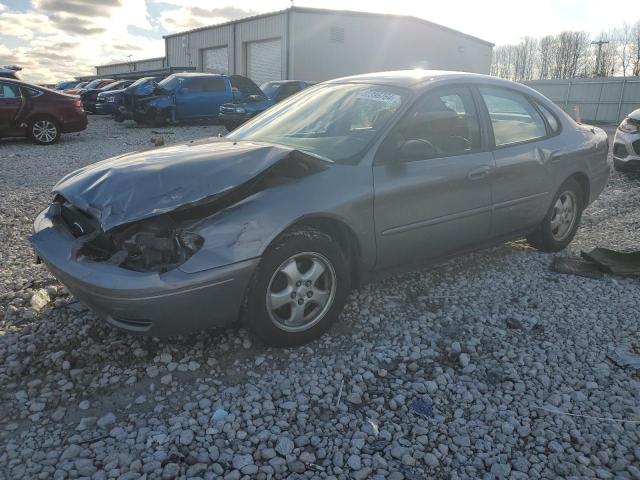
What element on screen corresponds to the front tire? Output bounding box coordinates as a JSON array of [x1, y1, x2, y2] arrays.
[[527, 178, 584, 252], [29, 117, 61, 145], [242, 227, 350, 347]]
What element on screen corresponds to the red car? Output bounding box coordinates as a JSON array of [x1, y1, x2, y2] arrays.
[[0, 77, 87, 145]]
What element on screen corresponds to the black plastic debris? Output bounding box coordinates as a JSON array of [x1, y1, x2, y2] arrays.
[[410, 399, 433, 419], [551, 256, 604, 279], [551, 248, 640, 279], [581, 248, 640, 276]]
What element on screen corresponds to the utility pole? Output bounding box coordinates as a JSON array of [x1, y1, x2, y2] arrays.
[[591, 39, 609, 77]]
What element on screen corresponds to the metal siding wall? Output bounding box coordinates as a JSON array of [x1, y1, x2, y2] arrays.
[[135, 58, 165, 71], [165, 15, 286, 75], [235, 13, 287, 77], [525, 78, 640, 123], [289, 11, 492, 82], [166, 25, 234, 72]]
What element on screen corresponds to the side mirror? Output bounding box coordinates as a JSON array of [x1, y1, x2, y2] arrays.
[[398, 139, 436, 159]]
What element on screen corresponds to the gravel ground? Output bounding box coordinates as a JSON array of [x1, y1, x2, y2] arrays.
[[1, 117, 639, 480]]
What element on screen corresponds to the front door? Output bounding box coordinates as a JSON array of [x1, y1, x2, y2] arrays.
[[373, 85, 494, 269], [0, 82, 23, 135]]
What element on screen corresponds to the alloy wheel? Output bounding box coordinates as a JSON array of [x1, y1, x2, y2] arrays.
[[550, 191, 578, 241], [32, 120, 58, 144], [266, 252, 337, 332]]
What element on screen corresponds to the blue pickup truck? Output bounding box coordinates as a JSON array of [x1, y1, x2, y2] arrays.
[[118, 73, 263, 127], [219, 80, 312, 131]]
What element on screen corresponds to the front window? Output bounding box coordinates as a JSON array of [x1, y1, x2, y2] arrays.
[[228, 83, 407, 164], [158, 75, 182, 92]]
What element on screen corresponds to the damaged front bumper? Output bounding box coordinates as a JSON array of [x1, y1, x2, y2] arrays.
[[31, 205, 259, 336]]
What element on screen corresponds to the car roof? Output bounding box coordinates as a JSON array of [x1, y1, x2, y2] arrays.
[[326, 70, 519, 89], [173, 72, 224, 78]]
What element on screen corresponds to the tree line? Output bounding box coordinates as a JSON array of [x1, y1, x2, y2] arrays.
[[491, 21, 640, 81]]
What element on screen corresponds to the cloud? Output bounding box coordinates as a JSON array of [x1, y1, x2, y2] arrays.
[[49, 13, 106, 35], [158, 5, 257, 32], [32, 0, 122, 17]]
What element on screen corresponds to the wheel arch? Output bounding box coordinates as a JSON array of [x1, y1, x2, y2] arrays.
[[564, 171, 590, 206], [276, 215, 364, 287]]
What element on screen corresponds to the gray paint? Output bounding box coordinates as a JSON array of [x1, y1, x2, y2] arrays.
[[32, 71, 608, 337]]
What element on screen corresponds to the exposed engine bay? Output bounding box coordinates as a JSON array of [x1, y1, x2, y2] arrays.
[[53, 150, 328, 273]]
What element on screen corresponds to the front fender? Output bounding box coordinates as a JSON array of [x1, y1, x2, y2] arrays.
[[177, 165, 375, 274]]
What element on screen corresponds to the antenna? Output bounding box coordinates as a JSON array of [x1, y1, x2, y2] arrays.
[[591, 39, 609, 77]]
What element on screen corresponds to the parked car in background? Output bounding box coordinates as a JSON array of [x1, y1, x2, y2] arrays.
[[81, 79, 134, 113], [219, 80, 312, 131], [613, 108, 640, 173], [53, 80, 79, 91], [0, 77, 87, 145], [118, 73, 262, 126], [64, 78, 114, 96], [0, 65, 22, 79], [32, 71, 609, 345]]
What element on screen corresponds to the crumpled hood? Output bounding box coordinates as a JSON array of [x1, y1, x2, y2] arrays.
[[53, 137, 297, 231]]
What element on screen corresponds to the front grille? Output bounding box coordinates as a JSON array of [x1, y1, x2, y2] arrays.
[[614, 143, 628, 158], [633, 139, 640, 156]]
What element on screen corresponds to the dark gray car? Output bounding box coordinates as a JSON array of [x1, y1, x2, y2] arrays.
[[32, 70, 610, 346]]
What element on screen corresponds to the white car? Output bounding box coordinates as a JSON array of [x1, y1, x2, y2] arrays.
[[613, 108, 640, 173]]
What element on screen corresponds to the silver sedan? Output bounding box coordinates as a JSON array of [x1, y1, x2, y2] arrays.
[[32, 70, 610, 346]]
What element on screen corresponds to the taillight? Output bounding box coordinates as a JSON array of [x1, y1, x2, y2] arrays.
[[73, 99, 82, 108]]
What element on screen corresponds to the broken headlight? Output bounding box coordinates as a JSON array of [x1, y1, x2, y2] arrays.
[[78, 216, 204, 273]]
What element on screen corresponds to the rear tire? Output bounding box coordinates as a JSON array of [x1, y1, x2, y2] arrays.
[[242, 227, 350, 347], [28, 116, 61, 145], [527, 178, 584, 252]]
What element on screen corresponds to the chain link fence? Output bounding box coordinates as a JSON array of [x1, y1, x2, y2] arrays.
[[524, 77, 640, 124]]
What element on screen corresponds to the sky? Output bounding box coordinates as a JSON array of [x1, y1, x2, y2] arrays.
[[1, 0, 639, 84]]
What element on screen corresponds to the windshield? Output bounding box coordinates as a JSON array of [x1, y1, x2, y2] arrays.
[[260, 82, 281, 98], [228, 83, 407, 164], [129, 77, 154, 88], [158, 75, 182, 92], [84, 79, 102, 89], [101, 81, 123, 91]]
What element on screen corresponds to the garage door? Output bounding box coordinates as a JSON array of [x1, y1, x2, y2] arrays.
[[246, 38, 282, 86], [202, 46, 228, 74]]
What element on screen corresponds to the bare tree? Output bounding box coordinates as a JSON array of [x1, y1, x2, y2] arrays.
[[631, 21, 640, 76]]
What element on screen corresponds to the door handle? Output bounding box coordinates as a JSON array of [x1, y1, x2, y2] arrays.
[[468, 165, 491, 181]]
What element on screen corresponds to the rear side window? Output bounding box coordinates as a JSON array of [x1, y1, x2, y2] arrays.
[[0, 83, 20, 98], [535, 101, 560, 133], [187, 77, 225, 93], [479, 86, 547, 147]]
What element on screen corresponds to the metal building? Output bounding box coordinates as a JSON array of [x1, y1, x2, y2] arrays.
[[96, 57, 167, 76], [163, 7, 494, 85]]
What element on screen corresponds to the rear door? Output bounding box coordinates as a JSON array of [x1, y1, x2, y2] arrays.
[[373, 85, 494, 269], [176, 76, 229, 118], [0, 82, 23, 134], [476, 86, 553, 236]]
